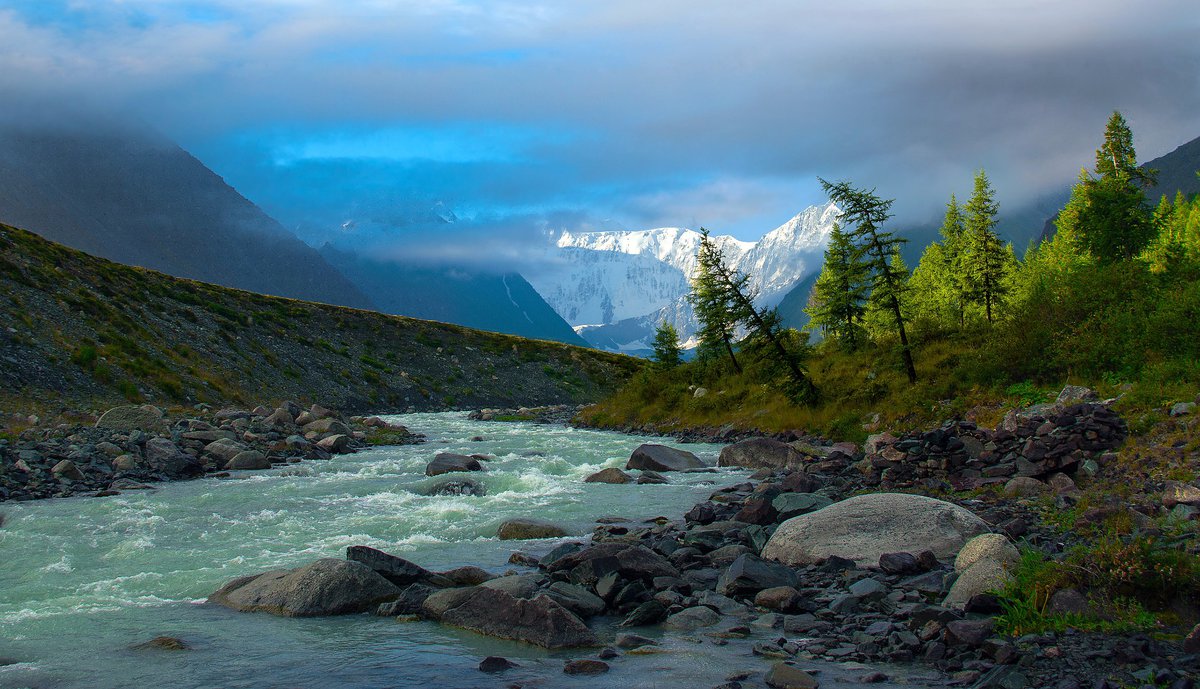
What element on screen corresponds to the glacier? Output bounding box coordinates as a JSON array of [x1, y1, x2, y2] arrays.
[[528, 202, 839, 353]]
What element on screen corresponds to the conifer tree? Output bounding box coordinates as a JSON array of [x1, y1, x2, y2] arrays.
[[819, 178, 917, 383], [651, 321, 683, 369], [806, 223, 868, 348], [962, 169, 1010, 322], [1065, 111, 1158, 262], [940, 194, 971, 326], [689, 229, 742, 373]]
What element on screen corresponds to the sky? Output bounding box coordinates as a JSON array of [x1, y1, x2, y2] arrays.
[[1, 0, 1198, 259]]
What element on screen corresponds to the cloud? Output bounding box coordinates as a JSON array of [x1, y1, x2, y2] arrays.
[[0, 0, 1197, 250]]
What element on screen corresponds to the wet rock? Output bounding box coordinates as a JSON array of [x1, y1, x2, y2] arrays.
[[627, 444, 705, 472], [479, 656, 518, 673], [545, 582, 606, 618], [95, 404, 163, 431], [497, 518, 569, 540], [346, 546, 432, 586], [764, 662, 819, 689], [619, 599, 667, 626], [615, 633, 657, 649], [225, 450, 271, 471], [663, 605, 721, 630], [545, 542, 679, 582], [208, 559, 401, 617], [585, 467, 633, 484], [316, 434, 352, 454], [376, 584, 437, 616], [762, 493, 989, 567], [421, 587, 479, 619], [717, 554, 799, 598], [422, 477, 485, 497], [425, 453, 483, 476], [637, 470, 669, 485], [563, 659, 609, 675], [718, 438, 805, 470], [130, 636, 190, 651], [440, 588, 598, 648], [440, 566, 494, 586]]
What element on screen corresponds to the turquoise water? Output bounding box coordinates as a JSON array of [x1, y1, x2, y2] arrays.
[[0, 413, 759, 688]]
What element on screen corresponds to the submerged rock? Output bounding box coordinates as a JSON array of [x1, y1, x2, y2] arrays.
[[421, 477, 486, 497], [208, 559, 400, 617], [626, 444, 705, 472], [130, 636, 190, 651], [585, 467, 633, 484], [497, 518, 569, 540], [761, 493, 989, 567]]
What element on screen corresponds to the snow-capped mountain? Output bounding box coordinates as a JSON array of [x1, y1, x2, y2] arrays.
[[528, 202, 838, 353]]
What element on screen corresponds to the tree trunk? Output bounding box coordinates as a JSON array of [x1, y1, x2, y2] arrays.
[[719, 268, 816, 402], [722, 335, 742, 373], [890, 295, 918, 383]]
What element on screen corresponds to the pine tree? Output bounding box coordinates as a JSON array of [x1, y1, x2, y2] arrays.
[[940, 194, 971, 326], [909, 195, 971, 330], [819, 178, 917, 383], [962, 169, 1010, 322], [1067, 111, 1158, 262], [650, 321, 683, 369], [689, 229, 742, 373], [806, 223, 868, 348]]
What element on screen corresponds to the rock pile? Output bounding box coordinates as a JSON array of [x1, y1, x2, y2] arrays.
[[0, 402, 421, 501]]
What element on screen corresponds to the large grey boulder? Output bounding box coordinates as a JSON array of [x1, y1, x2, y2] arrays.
[[426, 453, 483, 476], [95, 405, 163, 431], [662, 605, 721, 630], [761, 493, 990, 568], [718, 438, 805, 470], [204, 438, 247, 464], [717, 554, 800, 599], [208, 559, 401, 617], [225, 450, 271, 471], [626, 444, 704, 472], [943, 534, 1021, 610], [438, 588, 598, 648], [143, 438, 205, 478]]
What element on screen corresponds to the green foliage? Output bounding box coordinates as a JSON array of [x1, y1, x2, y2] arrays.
[[962, 169, 1013, 322], [651, 321, 683, 369], [806, 223, 868, 348]]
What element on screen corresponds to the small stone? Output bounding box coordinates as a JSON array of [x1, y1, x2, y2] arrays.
[[563, 659, 609, 675], [878, 552, 920, 574]]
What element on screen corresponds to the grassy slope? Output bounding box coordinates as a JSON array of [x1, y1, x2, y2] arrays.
[[0, 223, 643, 417]]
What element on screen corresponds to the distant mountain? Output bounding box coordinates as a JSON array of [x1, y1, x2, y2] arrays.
[[321, 247, 589, 347], [0, 119, 372, 309], [529, 203, 838, 352]]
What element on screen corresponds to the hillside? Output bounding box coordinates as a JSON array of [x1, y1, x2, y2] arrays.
[[0, 223, 641, 415], [0, 120, 372, 309]]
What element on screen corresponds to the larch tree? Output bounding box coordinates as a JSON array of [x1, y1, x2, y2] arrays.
[[650, 321, 683, 369], [806, 222, 868, 348], [689, 229, 743, 373], [819, 178, 917, 383]]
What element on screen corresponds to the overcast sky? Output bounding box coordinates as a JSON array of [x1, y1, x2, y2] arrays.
[[1, 0, 1197, 253]]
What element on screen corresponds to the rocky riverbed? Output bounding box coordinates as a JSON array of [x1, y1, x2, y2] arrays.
[[0, 401, 422, 501]]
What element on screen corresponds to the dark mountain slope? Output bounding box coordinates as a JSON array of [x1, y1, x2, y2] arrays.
[[0, 223, 640, 414], [321, 247, 588, 346], [0, 121, 372, 309]]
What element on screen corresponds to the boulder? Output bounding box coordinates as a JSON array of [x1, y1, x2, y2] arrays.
[[224, 451, 271, 471], [95, 404, 163, 431], [304, 418, 351, 436], [1055, 385, 1098, 405], [1171, 401, 1197, 417], [765, 662, 820, 689], [426, 453, 483, 476], [771, 493, 832, 521], [955, 534, 1019, 573], [51, 459, 85, 481], [761, 493, 990, 568], [663, 605, 721, 630], [204, 438, 247, 464], [636, 470, 669, 485], [563, 659, 609, 675], [497, 518, 569, 540], [316, 434, 352, 454], [718, 438, 805, 470], [480, 574, 543, 600], [717, 554, 799, 599], [376, 584, 437, 616], [208, 559, 401, 616], [479, 656, 518, 673], [144, 438, 205, 478], [626, 444, 705, 472], [440, 566, 495, 586], [584, 468, 633, 484], [421, 587, 479, 619], [346, 545, 432, 586], [439, 588, 598, 648], [754, 586, 806, 613], [1003, 477, 1048, 497], [544, 543, 679, 582], [1163, 481, 1200, 508], [944, 560, 1013, 611], [544, 582, 606, 618], [263, 408, 294, 427]]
